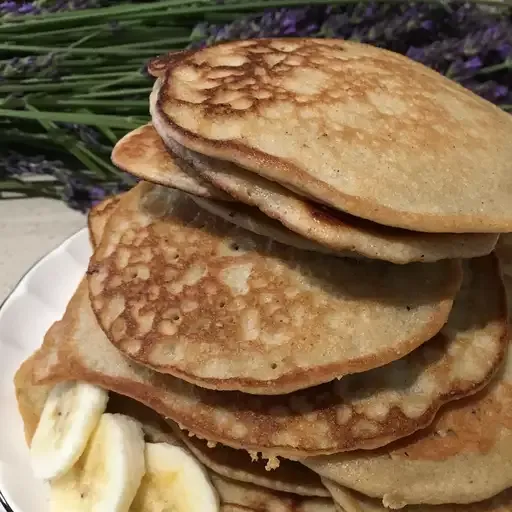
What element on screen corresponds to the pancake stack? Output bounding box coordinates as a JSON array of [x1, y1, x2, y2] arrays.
[[15, 39, 512, 511]]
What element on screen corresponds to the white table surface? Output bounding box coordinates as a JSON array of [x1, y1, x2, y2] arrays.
[[0, 198, 85, 304]]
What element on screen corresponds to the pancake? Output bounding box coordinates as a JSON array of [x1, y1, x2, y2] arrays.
[[323, 479, 512, 512], [210, 474, 335, 512], [304, 368, 512, 507], [16, 250, 506, 457], [87, 183, 462, 395], [173, 426, 329, 497], [163, 127, 498, 264], [302, 240, 512, 506], [114, 121, 341, 255], [87, 195, 123, 248], [121, 122, 497, 264], [151, 38, 512, 233], [112, 124, 230, 200], [147, 49, 192, 78], [191, 196, 336, 255]]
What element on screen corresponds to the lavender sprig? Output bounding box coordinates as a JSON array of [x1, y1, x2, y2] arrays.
[[1, 0, 511, 212]]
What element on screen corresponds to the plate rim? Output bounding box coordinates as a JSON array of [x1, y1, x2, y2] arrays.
[[0, 226, 87, 512]]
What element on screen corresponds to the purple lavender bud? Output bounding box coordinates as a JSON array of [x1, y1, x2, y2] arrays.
[[406, 46, 426, 62], [498, 43, 512, 60], [465, 56, 483, 71], [494, 85, 509, 98]]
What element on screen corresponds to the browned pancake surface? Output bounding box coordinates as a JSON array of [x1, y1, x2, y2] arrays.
[[152, 38, 512, 233], [87, 183, 461, 394]]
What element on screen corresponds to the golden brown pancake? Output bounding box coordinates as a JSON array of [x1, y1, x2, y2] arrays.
[[15, 255, 506, 457], [112, 124, 230, 201], [211, 474, 335, 512], [163, 126, 499, 264], [117, 122, 498, 264], [152, 39, 512, 233], [87, 195, 123, 248], [301, 236, 512, 507], [87, 183, 462, 394]]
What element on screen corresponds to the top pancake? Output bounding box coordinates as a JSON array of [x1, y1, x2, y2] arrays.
[[152, 38, 512, 233], [88, 183, 461, 394]]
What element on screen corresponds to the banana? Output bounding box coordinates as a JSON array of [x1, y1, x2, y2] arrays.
[[50, 413, 146, 512], [30, 381, 109, 480], [130, 443, 219, 512]]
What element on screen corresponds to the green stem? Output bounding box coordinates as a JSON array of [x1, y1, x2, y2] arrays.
[[0, 81, 101, 93], [5, 20, 141, 41], [0, 0, 199, 27], [22, 71, 135, 83], [108, 36, 191, 49], [75, 87, 152, 99], [0, 108, 147, 129], [0, 181, 61, 200], [94, 125, 119, 145], [478, 60, 512, 75], [0, 43, 168, 56], [88, 72, 147, 92], [25, 104, 110, 180], [2, 97, 149, 110], [0, 0, 507, 33]]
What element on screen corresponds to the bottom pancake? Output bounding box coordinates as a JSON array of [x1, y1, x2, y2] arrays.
[[323, 479, 512, 512], [173, 425, 328, 497]]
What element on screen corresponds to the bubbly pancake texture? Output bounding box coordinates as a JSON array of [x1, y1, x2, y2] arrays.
[[17, 247, 506, 457], [87, 183, 461, 394], [153, 38, 512, 233], [87, 195, 123, 248]]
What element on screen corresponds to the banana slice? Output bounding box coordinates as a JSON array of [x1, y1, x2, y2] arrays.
[[50, 413, 146, 512], [131, 443, 219, 512], [30, 381, 109, 480]]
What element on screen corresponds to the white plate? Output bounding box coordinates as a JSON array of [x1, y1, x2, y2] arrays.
[[0, 228, 91, 512]]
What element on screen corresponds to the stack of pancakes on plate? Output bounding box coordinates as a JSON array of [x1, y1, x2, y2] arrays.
[[15, 38, 512, 511]]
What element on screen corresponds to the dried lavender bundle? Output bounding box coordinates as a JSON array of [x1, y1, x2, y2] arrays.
[[0, 1, 510, 211]]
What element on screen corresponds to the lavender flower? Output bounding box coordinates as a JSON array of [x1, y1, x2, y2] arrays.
[[1, 0, 108, 17], [2, 1, 511, 210], [0, 150, 135, 211], [0, 54, 58, 80], [58, 123, 111, 153]]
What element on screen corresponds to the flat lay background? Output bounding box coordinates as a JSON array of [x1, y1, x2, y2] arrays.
[[0, 198, 84, 304]]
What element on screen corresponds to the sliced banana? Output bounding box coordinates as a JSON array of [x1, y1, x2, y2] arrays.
[[30, 381, 109, 480], [130, 443, 219, 512], [50, 413, 146, 512]]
